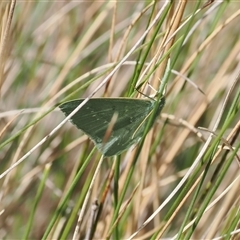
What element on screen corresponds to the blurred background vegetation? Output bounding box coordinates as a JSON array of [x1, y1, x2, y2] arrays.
[[0, 1, 239, 239]]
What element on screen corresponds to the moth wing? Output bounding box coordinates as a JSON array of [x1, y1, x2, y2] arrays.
[[60, 98, 154, 156]]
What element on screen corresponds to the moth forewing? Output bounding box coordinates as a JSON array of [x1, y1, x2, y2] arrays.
[[132, 109, 154, 139], [101, 112, 119, 149], [59, 98, 165, 156]]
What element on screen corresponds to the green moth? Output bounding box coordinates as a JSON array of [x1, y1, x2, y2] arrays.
[[59, 97, 165, 156]]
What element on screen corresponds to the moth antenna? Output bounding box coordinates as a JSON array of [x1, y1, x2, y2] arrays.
[[147, 82, 158, 98], [135, 88, 155, 101]]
